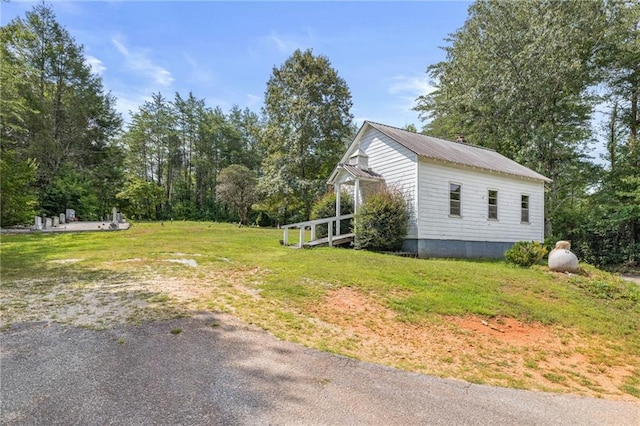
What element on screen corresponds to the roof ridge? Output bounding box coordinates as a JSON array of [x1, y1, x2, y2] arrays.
[[365, 120, 496, 153]]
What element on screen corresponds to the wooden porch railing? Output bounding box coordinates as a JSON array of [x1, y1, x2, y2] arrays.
[[281, 214, 354, 248]]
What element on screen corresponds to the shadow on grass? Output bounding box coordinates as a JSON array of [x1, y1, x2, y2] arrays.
[[0, 232, 126, 282]]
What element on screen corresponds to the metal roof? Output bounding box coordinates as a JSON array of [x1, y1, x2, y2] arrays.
[[339, 164, 383, 180], [327, 163, 383, 184], [366, 122, 551, 182]]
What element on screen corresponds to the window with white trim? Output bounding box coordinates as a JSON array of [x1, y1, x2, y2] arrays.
[[521, 195, 530, 223], [449, 183, 461, 216], [488, 190, 498, 220]]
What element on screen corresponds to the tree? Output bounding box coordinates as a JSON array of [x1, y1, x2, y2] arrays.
[[116, 177, 163, 221], [414, 0, 611, 236], [173, 91, 206, 213], [1, 4, 122, 219], [40, 163, 100, 220], [556, 1, 640, 267], [227, 105, 264, 172], [0, 23, 33, 151], [0, 23, 38, 226], [599, 0, 639, 167], [0, 151, 38, 226], [403, 123, 418, 133], [120, 90, 266, 221], [216, 165, 259, 226], [261, 49, 354, 221]]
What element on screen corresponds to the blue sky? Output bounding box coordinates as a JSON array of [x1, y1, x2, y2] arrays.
[[1, 1, 471, 128]]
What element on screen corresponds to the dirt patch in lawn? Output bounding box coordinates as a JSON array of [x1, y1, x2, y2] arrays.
[[306, 287, 639, 401], [0, 261, 266, 330]]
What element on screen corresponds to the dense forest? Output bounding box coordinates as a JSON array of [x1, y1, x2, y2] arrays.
[[1, 2, 638, 267]]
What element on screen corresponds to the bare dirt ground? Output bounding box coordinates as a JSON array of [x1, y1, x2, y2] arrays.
[[306, 287, 639, 401]]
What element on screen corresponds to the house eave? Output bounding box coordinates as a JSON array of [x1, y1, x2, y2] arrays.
[[419, 156, 553, 183]]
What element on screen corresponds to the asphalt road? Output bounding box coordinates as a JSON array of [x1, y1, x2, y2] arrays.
[[2, 313, 638, 425]]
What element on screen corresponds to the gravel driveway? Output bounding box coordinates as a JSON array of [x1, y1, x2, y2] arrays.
[[622, 274, 640, 286], [2, 313, 638, 425]]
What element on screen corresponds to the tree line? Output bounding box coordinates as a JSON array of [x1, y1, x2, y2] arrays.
[[1, 2, 637, 266], [118, 92, 263, 221], [1, 5, 353, 228]]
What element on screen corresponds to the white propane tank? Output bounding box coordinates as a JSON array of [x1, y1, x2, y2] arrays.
[[548, 241, 579, 273]]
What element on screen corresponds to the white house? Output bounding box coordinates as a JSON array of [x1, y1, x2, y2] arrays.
[[327, 121, 551, 258]]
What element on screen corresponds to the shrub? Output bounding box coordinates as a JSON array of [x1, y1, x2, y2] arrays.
[[311, 191, 353, 238], [0, 151, 38, 226], [504, 241, 548, 267], [354, 187, 408, 252]]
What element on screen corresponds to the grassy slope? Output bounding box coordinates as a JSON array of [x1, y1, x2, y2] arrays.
[[1, 221, 639, 398]]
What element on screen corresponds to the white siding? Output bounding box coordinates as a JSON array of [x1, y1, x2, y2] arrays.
[[360, 128, 418, 237], [417, 159, 545, 242]]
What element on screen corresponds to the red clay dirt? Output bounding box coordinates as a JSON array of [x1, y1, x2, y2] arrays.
[[306, 286, 638, 401]]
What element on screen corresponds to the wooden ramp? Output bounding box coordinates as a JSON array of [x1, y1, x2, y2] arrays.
[[281, 214, 355, 249], [303, 233, 354, 248]]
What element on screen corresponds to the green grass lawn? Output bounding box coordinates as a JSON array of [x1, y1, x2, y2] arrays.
[[1, 221, 639, 399]]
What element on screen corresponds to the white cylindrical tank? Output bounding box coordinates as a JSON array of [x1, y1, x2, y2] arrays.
[[548, 241, 579, 273]]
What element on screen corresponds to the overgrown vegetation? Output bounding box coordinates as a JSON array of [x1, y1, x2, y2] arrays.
[[1, 222, 639, 399], [354, 188, 409, 252], [504, 241, 548, 268], [570, 264, 640, 303]]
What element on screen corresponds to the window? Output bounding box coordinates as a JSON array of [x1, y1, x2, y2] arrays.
[[488, 190, 498, 220], [521, 195, 530, 223], [449, 183, 461, 216]]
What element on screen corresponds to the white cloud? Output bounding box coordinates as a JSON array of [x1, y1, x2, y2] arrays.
[[385, 75, 436, 114], [112, 37, 129, 56], [111, 36, 174, 87], [85, 55, 106, 75], [387, 75, 435, 97], [268, 32, 302, 53], [256, 29, 315, 56]]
